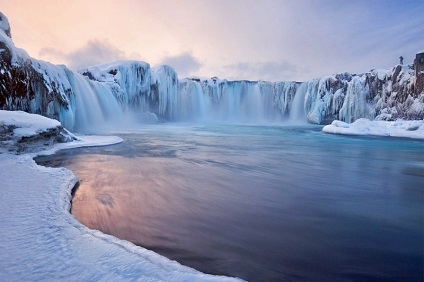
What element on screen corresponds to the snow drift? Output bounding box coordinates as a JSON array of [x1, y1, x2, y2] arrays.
[[323, 118, 424, 139]]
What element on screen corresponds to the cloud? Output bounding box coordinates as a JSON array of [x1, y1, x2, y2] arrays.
[[159, 53, 202, 78], [39, 39, 141, 71], [38, 47, 67, 64], [222, 61, 302, 82]]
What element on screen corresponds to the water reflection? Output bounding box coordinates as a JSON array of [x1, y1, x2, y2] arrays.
[[36, 125, 424, 281]]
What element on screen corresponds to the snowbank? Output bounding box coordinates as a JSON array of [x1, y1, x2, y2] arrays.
[[0, 110, 79, 153], [0, 110, 64, 137], [0, 112, 240, 281], [323, 118, 424, 139]]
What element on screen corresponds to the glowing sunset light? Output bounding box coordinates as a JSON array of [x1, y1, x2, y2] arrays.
[[1, 0, 423, 81]]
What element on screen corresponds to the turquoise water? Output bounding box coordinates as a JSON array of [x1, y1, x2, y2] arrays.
[[36, 124, 424, 281]]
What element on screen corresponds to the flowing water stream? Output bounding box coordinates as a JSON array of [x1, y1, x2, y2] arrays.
[[36, 124, 424, 281]]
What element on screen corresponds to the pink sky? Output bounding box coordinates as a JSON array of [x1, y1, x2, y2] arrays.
[[1, 0, 423, 81]]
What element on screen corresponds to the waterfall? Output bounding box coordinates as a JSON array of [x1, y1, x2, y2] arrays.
[[192, 81, 210, 121], [71, 74, 127, 133], [288, 82, 308, 123], [4, 21, 422, 129]]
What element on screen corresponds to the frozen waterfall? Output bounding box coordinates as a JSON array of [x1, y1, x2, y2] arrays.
[[2, 17, 423, 131], [288, 82, 308, 124], [10, 58, 419, 132]]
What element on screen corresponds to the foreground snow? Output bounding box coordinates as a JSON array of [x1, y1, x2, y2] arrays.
[[0, 114, 240, 281], [0, 110, 63, 137], [323, 118, 424, 139]]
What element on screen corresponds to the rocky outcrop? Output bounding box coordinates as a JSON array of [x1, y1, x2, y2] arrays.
[[0, 124, 75, 153], [0, 110, 76, 154], [414, 51, 424, 95], [0, 13, 76, 129], [305, 65, 423, 124]]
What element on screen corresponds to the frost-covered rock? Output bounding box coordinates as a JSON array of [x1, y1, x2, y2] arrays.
[[0, 13, 76, 129], [0, 12, 11, 38], [0, 110, 77, 153], [304, 66, 423, 124]]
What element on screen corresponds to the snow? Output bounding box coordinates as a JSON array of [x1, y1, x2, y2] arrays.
[[323, 118, 424, 139], [374, 69, 389, 80], [0, 110, 63, 137], [0, 112, 241, 281], [0, 12, 10, 36], [0, 13, 31, 65]]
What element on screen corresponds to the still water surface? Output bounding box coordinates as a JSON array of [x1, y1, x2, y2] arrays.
[[36, 124, 424, 281]]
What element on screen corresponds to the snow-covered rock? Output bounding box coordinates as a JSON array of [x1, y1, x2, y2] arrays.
[[0, 12, 11, 38], [323, 118, 424, 139], [304, 66, 423, 124], [0, 110, 76, 153]]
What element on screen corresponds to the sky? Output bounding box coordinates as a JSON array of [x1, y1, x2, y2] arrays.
[[1, 0, 423, 81]]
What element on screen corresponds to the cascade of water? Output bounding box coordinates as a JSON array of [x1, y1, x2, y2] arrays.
[[223, 82, 243, 122], [192, 81, 210, 121], [92, 82, 124, 121], [288, 82, 308, 123], [72, 62, 319, 126], [259, 82, 276, 121], [154, 66, 179, 120], [249, 83, 263, 121], [72, 74, 127, 132], [175, 80, 286, 123]]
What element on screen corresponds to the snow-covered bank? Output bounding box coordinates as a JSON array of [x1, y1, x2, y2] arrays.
[[0, 110, 78, 153], [323, 118, 424, 140], [0, 112, 240, 281]]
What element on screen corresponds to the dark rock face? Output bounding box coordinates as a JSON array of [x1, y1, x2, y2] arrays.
[[0, 41, 12, 63], [0, 58, 72, 121], [415, 52, 424, 95], [0, 14, 74, 128], [1, 60, 40, 110], [0, 123, 76, 154]]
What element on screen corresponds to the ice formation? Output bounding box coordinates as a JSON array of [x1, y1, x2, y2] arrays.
[[1, 11, 423, 132]]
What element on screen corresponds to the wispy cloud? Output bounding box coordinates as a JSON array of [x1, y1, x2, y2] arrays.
[[39, 39, 141, 70], [159, 53, 202, 78], [223, 61, 303, 82], [20, 0, 423, 81]]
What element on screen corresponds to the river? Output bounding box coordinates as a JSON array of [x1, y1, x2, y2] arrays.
[[35, 124, 424, 281]]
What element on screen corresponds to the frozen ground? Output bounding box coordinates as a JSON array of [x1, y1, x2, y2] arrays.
[[0, 111, 240, 281], [323, 118, 424, 139]]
